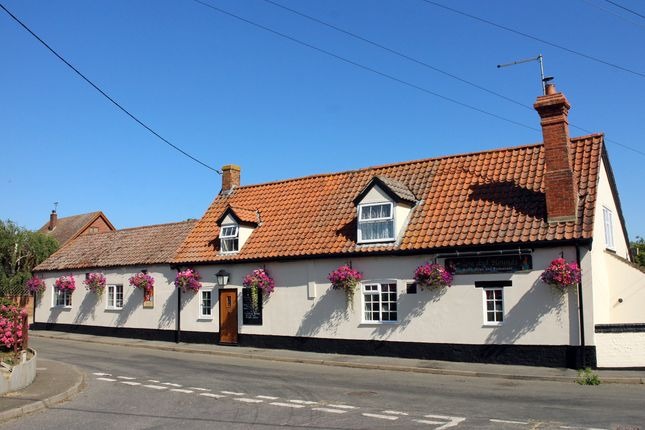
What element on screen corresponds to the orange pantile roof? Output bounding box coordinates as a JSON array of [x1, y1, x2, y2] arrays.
[[174, 134, 603, 264], [217, 206, 260, 226], [35, 220, 196, 271]]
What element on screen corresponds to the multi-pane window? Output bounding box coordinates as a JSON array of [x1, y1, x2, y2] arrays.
[[54, 288, 72, 307], [483, 288, 504, 325], [603, 207, 614, 249], [200, 290, 213, 319], [363, 283, 397, 322], [106, 284, 123, 310], [358, 203, 395, 243], [220, 225, 239, 253]]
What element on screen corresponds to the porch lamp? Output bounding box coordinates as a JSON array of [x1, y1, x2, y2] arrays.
[[216, 269, 230, 286]]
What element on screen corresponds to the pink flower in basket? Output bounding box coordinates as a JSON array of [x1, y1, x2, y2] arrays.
[[54, 275, 76, 292], [129, 272, 155, 291], [26, 276, 46, 295], [541, 258, 581, 290], [414, 263, 453, 289], [175, 268, 202, 293]]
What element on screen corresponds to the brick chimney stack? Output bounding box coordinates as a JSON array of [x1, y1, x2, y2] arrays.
[[221, 165, 241, 194], [48, 210, 58, 231], [534, 83, 578, 223]]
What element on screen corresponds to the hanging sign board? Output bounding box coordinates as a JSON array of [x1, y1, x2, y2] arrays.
[[143, 286, 154, 308], [444, 254, 532, 275], [242, 288, 263, 325]]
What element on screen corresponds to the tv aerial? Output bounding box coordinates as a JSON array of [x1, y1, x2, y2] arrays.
[[497, 54, 553, 95]]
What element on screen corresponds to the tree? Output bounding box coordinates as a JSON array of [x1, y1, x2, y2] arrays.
[[0, 220, 59, 296], [631, 236, 645, 268]]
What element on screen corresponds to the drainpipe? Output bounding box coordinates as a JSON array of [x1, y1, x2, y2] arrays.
[[176, 287, 181, 343], [575, 244, 586, 368]]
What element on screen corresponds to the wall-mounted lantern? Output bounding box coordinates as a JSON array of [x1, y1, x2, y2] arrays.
[[216, 269, 230, 286]]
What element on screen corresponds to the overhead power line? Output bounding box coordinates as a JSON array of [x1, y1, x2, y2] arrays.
[[259, 0, 645, 158], [260, 0, 531, 112], [191, 0, 539, 132], [0, 2, 220, 174], [604, 0, 645, 20], [581, 0, 645, 29], [419, 0, 645, 79]]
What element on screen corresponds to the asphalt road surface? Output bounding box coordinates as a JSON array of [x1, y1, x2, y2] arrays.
[[5, 337, 644, 429]]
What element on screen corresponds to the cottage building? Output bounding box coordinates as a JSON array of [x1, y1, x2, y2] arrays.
[[33, 86, 645, 368]]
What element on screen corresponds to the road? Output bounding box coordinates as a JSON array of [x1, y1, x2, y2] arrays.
[[4, 337, 644, 429]]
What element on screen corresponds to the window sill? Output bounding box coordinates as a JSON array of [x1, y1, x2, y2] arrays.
[[105, 308, 123, 312], [50, 306, 72, 310], [359, 321, 399, 326], [197, 317, 214, 321], [482, 322, 503, 327]]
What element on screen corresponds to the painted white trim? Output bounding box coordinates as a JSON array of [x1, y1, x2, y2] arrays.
[[357, 202, 395, 243], [603, 206, 615, 250], [51, 286, 72, 309], [361, 280, 399, 324], [105, 284, 123, 310], [220, 223, 240, 254], [482, 288, 504, 326], [198, 288, 214, 320]]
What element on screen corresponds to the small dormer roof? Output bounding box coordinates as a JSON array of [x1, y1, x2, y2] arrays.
[[216, 205, 259, 227], [353, 175, 417, 205]]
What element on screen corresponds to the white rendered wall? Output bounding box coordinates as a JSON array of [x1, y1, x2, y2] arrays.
[[35, 264, 178, 330], [602, 252, 645, 324], [595, 332, 645, 368]]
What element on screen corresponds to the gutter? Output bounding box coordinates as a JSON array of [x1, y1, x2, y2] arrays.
[[575, 243, 586, 368]]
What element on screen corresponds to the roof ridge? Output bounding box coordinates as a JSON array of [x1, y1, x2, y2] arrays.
[[232, 142, 551, 191], [103, 219, 196, 234]]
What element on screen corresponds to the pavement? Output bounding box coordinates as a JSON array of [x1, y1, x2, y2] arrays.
[[1, 329, 644, 423]]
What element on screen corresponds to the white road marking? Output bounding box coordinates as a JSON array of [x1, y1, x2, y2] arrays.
[[170, 388, 194, 394], [328, 404, 357, 410], [382, 410, 409, 415], [93, 372, 111, 376], [120, 381, 141, 386], [117, 376, 136, 380], [36, 368, 48, 371], [147, 379, 160, 383], [560, 427, 607, 430], [312, 407, 347, 414], [143, 384, 168, 390], [424, 415, 466, 430], [256, 395, 279, 400], [413, 420, 445, 425], [289, 399, 318, 405], [96, 377, 117, 382], [270, 402, 305, 409], [362, 413, 399, 421], [221, 391, 245, 396], [235, 398, 264, 403], [188, 387, 210, 391], [200, 393, 226, 399], [491, 419, 529, 425], [162, 382, 182, 387]]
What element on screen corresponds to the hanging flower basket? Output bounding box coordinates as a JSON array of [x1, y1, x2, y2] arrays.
[[54, 275, 76, 293], [328, 265, 363, 306], [242, 268, 275, 311], [175, 268, 202, 293], [541, 258, 581, 291], [129, 272, 155, 292], [83, 272, 106, 295], [25, 276, 46, 295], [413, 263, 453, 290]]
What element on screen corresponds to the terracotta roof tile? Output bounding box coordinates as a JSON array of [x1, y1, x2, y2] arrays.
[[174, 135, 603, 264], [35, 220, 196, 271]]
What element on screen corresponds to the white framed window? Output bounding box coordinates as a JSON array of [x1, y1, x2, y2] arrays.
[[106, 284, 123, 310], [53, 287, 72, 308], [220, 224, 239, 253], [198, 289, 213, 319], [483, 288, 504, 325], [603, 206, 615, 250], [362, 282, 398, 323], [358, 202, 395, 243]]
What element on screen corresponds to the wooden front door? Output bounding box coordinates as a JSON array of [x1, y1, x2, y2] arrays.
[[219, 289, 238, 344]]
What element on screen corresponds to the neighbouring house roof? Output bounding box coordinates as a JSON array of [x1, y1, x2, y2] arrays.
[[37, 211, 115, 246], [34, 220, 196, 272], [174, 134, 604, 264]]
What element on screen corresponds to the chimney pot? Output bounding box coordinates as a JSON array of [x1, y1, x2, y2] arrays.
[[221, 164, 241, 194], [48, 210, 58, 231], [534, 88, 578, 223]]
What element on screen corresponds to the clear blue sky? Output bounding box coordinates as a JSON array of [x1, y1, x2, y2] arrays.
[[2, 0, 644, 239]]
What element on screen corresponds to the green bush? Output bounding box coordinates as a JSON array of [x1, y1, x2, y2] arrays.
[[576, 367, 601, 385]]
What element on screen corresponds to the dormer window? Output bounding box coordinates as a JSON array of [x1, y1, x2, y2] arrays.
[[220, 224, 239, 253], [354, 175, 417, 245], [358, 202, 394, 243]]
